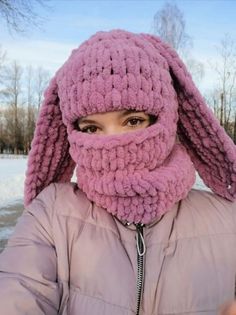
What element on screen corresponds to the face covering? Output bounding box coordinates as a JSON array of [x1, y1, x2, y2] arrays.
[[68, 122, 196, 224]]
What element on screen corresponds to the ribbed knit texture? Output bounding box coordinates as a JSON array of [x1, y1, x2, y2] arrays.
[[24, 29, 236, 215]]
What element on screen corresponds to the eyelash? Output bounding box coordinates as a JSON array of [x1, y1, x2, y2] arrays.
[[124, 117, 146, 127], [78, 116, 147, 134], [80, 125, 99, 134]]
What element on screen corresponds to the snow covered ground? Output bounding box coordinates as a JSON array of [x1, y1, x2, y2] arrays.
[[0, 155, 210, 251], [0, 157, 27, 206]]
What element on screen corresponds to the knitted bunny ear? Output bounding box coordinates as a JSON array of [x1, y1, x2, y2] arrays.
[[141, 33, 236, 201], [24, 77, 75, 206]]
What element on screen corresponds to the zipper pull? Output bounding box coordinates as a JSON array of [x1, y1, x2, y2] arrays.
[[135, 223, 146, 315], [136, 223, 146, 257]]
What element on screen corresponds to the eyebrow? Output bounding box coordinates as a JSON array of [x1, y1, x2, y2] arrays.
[[78, 118, 98, 124], [119, 110, 143, 116], [78, 110, 145, 125]]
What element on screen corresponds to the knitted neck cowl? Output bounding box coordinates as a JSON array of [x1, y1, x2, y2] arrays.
[[68, 122, 196, 224]]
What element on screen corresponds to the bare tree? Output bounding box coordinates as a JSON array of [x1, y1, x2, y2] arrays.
[[0, 46, 6, 88], [2, 61, 23, 153], [25, 66, 35, 152], [211, 34, 236, 132], [0, 60, 51, 154], [34, 66, 50, 111], [153, 2, 192, 52], [0, 45, 6, 71], [0, 0, 49, 33], [234, 112, 236, 143], [0, 107, 6, 153], [152, 2, 204, 84], [185, 57, 205, 85], [2, 106, 14, 153], [23, 66, 49, 152]]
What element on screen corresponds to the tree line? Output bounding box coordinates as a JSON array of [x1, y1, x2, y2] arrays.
[[0, 0, 50, 154], [0, 53, 49, 154], [0, 35, 236, 154], [206, 34, 236, 142], [0, 1, 236, 155]]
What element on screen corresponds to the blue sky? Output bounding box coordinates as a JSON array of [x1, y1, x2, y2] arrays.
[[0, 0, 236, 91]]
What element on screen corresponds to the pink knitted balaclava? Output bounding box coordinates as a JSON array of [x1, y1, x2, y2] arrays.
[[25, 30, 236, 224]]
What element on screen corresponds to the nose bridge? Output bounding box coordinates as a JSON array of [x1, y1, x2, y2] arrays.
[[104, 124, 124, 135]]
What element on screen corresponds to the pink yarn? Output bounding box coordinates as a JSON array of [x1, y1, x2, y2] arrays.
[[69, 123, 195, 224], [24, 29, 236, 211]]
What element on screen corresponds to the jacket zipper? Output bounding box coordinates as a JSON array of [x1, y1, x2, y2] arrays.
[[135, 223, 146, 315]]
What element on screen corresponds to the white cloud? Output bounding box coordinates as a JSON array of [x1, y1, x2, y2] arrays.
[[3, 39, 78, 73]]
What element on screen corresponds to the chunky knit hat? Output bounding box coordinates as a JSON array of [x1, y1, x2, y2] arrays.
[[24, 29, 236, 206]]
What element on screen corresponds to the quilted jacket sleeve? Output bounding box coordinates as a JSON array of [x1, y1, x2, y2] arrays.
[[0, 184, 60, 315]]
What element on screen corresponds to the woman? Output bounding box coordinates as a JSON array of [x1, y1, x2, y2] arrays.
[[0, 29, 236, 315]]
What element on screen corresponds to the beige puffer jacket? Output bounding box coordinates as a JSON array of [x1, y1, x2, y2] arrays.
[[0, 183, 236, 315]]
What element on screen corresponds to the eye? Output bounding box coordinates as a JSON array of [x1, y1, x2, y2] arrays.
[[80, 125, 99, 134], [126, 117, 146, 127], [149, 114, 157, 125]]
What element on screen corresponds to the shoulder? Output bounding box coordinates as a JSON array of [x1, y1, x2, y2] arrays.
[[176, 189, 236, 237], [28, 182, 118, 233], [27, 182, 91, 218], [185, 188, 236, 214], [185, 188, 236, 212]]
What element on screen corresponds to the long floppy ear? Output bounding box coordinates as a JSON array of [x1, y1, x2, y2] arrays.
[[24, 77, 76, 206], [141, 33, 236, 201]]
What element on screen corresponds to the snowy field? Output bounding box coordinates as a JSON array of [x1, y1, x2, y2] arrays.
[[0, 156, 27, 206], [0, 155, 210, 252]]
